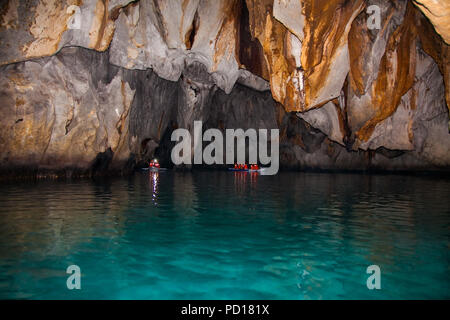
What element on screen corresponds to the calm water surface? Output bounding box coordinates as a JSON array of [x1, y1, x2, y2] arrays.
[[0, 171, 448, 299]]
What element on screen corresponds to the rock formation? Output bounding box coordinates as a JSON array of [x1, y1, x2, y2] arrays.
[[0, 0, 449, 177]]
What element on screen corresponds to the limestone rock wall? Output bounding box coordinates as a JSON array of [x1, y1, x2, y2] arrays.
[[0, 48, 135, 175]]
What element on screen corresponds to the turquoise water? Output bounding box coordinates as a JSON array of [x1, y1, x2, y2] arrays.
[[0, 171, 448, 299]]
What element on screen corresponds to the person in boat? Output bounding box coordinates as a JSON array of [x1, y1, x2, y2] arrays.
[[149, 159, 160, 168]]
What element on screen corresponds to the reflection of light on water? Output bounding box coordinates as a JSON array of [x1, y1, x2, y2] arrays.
[[250, 171, 258, 185], [149, 171, 159, 205], [234, 171, 247, 194], [234, 171, 259, 194]]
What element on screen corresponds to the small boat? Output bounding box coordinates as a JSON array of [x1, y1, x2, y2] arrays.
[[229, 164, 263, 173], [228, 168, 249, 172], [141, 167, 167, 172], [141, 158, 167, 172]]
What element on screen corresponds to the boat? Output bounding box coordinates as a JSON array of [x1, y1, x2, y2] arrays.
[[228, 168, 249, 172], [141, 167, 167, 172], [229, 164, 263, 173], [141, 158, 167, 172]]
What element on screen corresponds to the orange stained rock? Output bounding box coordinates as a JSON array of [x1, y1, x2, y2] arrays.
[[245, 0, 365, 112], [413, 0, 450, 45], [356, 2, 418, 142], [245, 0, 301, 112], [0, 0, 19, 30], [213, 0, 241, 72], [4, 0, 449, 126], [332, 97, 350, 143], [89, 0, 124, 51], [417, 10, 450, 116], [300, 0, 364, 110], [348, 3, 397, 96], [23, 0, 82, 58], [237, 0, 269, 80], [348, 15, 369, 96]]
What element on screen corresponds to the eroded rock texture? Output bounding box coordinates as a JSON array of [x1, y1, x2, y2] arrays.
[[0, 0, 449, 176], [413, 0, 450, 44], [0, 48, 135, 176]]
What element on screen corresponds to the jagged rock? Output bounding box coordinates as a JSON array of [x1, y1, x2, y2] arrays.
[[345, 1, 450, 157], [416, 8, 450, 117], [296, 101, 346, 146], [109, 0, 270, 93], [300, 0, 364, 110], [413, 0, 450, 44], [357, 48, 449, 159], [0, 47, 135, 172], [0, 0, 135, 64]]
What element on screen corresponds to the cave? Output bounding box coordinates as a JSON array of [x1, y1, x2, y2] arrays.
[[0, 0, 449, 302]]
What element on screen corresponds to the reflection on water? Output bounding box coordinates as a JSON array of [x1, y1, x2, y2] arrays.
[[149, 172, 159, 206], [0, 172, 448, 299]]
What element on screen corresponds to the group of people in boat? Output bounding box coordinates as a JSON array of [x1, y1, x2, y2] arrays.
[[234, 163, 260, 170], [149, 159, 160, 168], [148, 159, 260, 171]]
